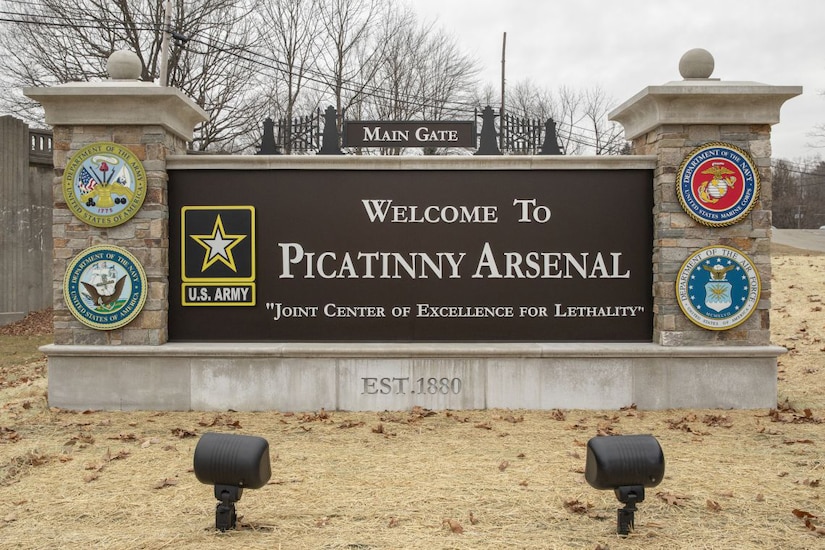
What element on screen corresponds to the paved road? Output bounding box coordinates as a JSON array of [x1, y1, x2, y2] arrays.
[[772, 228, 825, 253]]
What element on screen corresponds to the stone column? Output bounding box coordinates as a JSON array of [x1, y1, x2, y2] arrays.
[[610, 49, 801, 346], [24, 51, 207, 346]]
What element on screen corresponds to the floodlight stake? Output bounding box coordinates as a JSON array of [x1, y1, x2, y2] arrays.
[[615, 485, 644, 536], [215, 484, 242, 531]]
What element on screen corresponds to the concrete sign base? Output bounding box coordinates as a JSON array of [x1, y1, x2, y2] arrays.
[[43, 342, 782, 411]]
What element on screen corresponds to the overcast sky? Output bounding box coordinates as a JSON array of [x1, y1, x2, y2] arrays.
[[410, 0, 824, 161]]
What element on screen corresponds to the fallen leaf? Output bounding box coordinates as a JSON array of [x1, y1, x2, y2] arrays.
[[706, 499, 722, 512], [153, 477, 179, 489], [108, 433, 137, 441], [498, 460, 510, 471], [703, 415, 733, 428], [171, 428, 197, 438], [443, 518, 463, 533], [657, 492, 689, 506], [804, 519, 825, 536], [339, 420, 364, 429], [564, 498, 592, 514]]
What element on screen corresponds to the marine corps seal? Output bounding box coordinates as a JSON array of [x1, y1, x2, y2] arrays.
[[676, 142, 759, 227], [676, 245, 761, 330], [62, 142, 147, 227], [64, 245, 147, 330]]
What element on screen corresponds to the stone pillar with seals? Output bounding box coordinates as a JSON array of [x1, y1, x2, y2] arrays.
[[24, 51, 208, 346], [610, 48, 801, 346]]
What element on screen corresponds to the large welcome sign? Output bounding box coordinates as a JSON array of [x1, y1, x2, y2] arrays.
[[168, 168, 653, 341]]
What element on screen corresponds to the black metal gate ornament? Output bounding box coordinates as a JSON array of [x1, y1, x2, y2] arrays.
[[318, 106, 343, 155], [540, 118, 563, 155], [256, 117, 280, 155], [474, 106, 503, 155]]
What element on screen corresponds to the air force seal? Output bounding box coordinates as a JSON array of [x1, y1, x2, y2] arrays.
[[62, 142, 147, 227], [677, 142, 759, 227], [64, 245, 148, 330], [676, 246, 761, 330]]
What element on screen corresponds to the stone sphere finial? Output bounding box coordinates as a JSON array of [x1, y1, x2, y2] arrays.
[[107, 50, 142, 80], [679, 48, 714, 79]]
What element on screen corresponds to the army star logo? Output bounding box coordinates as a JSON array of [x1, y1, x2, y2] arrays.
[[189, 214, 247, 273], [180, 206, 256, 307]]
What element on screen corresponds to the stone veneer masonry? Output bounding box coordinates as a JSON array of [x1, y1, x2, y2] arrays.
[[51, 124, 188, 346], [638, 123, 774, 346]]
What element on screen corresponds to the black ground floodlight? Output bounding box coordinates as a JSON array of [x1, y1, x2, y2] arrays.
[[585, 434, 665, 536], [193, 432, 272, 531]]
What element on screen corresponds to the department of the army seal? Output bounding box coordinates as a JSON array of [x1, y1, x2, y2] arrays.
[[63, 245, 147, 330], [676, 245, 761, 330], [676, 142, 760, 227], [62, 142, 147, 227]]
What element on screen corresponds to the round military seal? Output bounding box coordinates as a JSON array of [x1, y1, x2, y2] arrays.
[[676, 142, 759, 227], [62, 142, 147, 227], [676, 245, 761, 330], [63, 245, 147, 330]]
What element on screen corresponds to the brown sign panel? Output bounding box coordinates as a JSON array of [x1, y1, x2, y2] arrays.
[[169, 169, 653, 342], [343, 121, 475, 148]]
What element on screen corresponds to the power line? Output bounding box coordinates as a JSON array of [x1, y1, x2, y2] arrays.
[[0, 5, 612, 150]]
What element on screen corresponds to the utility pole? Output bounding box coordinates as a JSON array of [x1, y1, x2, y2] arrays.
[[159, 0, 172, 86], [500, 32, 506, 151]]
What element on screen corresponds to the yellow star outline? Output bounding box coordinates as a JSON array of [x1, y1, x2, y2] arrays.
[[190, 214, 247, 273]]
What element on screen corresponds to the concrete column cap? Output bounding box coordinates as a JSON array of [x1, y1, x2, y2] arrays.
[[610, 79, 802, 140], [24, 81, 208, 142]]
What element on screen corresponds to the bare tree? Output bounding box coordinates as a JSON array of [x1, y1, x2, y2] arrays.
[[771, 159, 799, 228], [581, 85, 626, 155], [491, 81, 583, 155], [508, 79, 556, 122], [255, 0, 322, 153], [365, 9, 479, 154], [489, 79, 626, 155], [416, 27, 478, 121], [316, 0, 384, 129], [771, 157, 825, 229], [369, 4, 422, 122], [0, 0, 260, 151]]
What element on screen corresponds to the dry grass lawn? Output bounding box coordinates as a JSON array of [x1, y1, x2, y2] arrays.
[[0, 244, 823, 549]]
